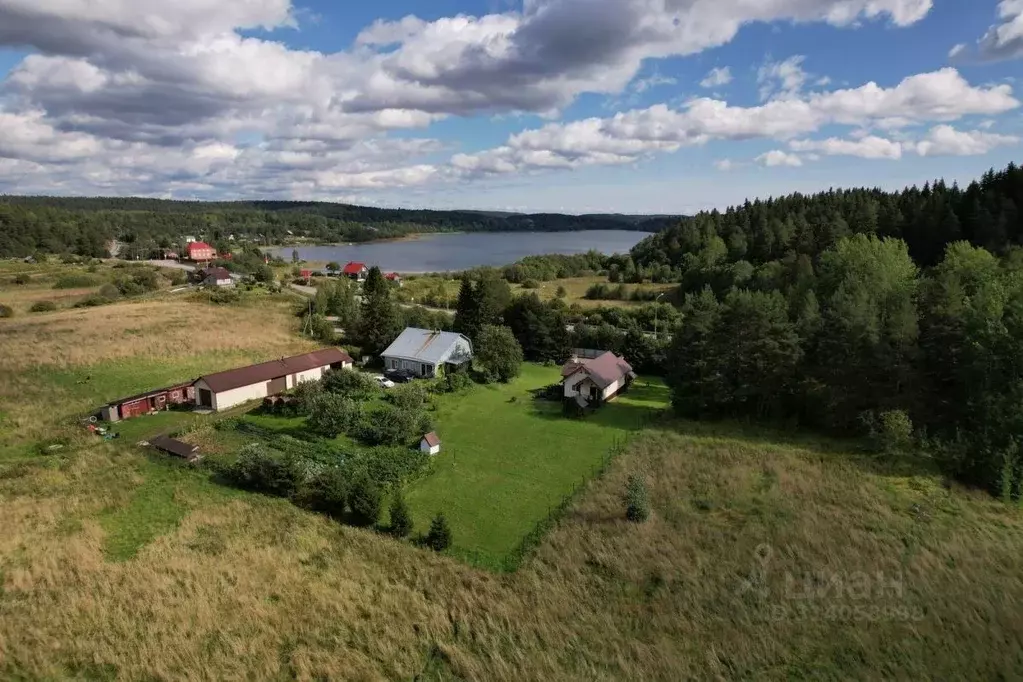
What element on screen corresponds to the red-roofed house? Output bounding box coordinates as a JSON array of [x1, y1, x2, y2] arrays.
[[561, 351, 635, 406], [186, 241, 215, 262], [384, 272, 402, 286], [342, 262, 368, 281]]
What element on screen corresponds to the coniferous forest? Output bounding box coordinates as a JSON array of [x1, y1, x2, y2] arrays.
[[625, 162, 1023, 497]]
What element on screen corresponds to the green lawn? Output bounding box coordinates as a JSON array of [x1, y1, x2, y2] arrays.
[[406, 364, 669, 567]]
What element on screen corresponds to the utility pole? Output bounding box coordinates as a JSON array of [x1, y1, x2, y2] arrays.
[[654, 292, 666, 338]]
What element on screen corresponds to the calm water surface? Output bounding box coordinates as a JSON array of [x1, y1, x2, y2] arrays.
[[269, 230, 649, 273]]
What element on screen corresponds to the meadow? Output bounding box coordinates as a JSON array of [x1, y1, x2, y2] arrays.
[[395, 274, 675, 310], [1, 262, 1022, 679]]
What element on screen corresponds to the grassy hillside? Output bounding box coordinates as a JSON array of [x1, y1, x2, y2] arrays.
[[1, 420, 1021, 679], [1, 264, 1021, 680]]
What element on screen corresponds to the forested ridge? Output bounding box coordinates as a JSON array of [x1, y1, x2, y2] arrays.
[[0, 196, 674, 258], [618, 162, 1023, 497]]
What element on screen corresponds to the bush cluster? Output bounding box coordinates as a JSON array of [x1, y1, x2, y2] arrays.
[[29, 300, 58, 313]]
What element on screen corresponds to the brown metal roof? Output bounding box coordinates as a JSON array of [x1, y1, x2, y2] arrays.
[[109, 382, 193, 407], [150, 435, 199, 460], [422, 432, 440, 447], [564, 351, 633, 390], [198, 348, 353, 393]]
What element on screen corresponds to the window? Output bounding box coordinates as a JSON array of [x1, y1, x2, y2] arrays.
[[421, 363, 428, 376], [390, 359, 397, 369]]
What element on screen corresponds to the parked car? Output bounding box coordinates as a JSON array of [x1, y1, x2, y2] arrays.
[[384, 368, 416, 384], [374, 375, 396, 389]]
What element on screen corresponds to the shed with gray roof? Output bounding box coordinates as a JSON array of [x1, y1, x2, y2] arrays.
[[381, 328, 473, 378]]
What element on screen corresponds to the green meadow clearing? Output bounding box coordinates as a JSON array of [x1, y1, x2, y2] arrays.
[[405, 365, 668, 567]]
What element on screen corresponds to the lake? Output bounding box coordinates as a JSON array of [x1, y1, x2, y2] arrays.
[[268, 230, 649, 273]]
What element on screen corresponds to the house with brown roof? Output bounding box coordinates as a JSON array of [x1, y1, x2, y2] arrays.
[[420, 432, 441, 455], [192, 348, 353, 411], [201, 267, 234, 288], [561, 351, 635, 406]]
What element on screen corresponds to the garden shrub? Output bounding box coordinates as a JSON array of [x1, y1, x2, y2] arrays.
[[0, 304, 13, 318], [12, 274, 30, 285], [307, 393, 363, 439], [358, 405, 431, 447], [74, 294, 112, 308], [29, 300, 58, 313], [625, 474, 650, 522], [222, 445, 305, 499], [98, 283, 122, 300], [53, 273, 103, 289], [521, 279, 541, 289], [387, 381, 431, 411], [297, 467, 348, 519], [322, 368, 376, 399], [357, 446, 432, 486], [207, 288, 242, 305]]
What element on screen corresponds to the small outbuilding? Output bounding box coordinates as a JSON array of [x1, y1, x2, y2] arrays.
[[420, 432, 441, 455], [149, 434, 202, 463], [102, 383, 195, 422]]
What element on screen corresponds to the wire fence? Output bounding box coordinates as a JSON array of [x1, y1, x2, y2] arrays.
[[500, 434, 631, 573]]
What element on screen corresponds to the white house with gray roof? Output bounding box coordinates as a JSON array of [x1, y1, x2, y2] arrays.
[[381, 328, 473, 378]]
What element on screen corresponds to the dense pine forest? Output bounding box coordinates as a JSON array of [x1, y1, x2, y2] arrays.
[[625, 162, 1023, 497], [0, 196, 673, 258]]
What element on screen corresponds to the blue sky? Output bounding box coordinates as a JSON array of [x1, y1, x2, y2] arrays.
[[0, 0, 1021, 213]]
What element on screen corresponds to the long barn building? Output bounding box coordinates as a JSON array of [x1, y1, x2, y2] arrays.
[[100, 348, 353, 420], [193, 348, 353, 412]]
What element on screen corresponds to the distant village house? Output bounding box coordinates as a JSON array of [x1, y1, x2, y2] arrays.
[[202, 267, 234, 288], [186, 241, 216, 262], [342, 262, 369, 282]]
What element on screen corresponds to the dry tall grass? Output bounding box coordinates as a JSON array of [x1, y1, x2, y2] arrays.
[[0, 297, 316, 449], [1, 427, 1020, 680]]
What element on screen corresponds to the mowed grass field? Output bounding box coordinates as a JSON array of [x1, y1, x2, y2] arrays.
[[407, 365, 668, 567]]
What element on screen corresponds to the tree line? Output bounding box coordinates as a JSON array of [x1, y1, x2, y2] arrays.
[[0, 196, 670, 258], [644, 162, 1023, 499]]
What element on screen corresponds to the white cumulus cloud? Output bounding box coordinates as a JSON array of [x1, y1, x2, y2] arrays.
[[700, 67, 732, 89], [756, 150, 803, 167]]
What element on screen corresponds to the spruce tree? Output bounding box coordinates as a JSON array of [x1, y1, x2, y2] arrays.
[[388, 491, 413, 538], [425, 512, 452, 551]]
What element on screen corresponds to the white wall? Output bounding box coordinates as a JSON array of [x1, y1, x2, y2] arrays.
[[420, 441, 440, 455], [210, 381, 270, 411], [289, 367, 324, 388], [563, 372, 590, 398], [563, 373, 626, 401], [601, 377, 626, 401]]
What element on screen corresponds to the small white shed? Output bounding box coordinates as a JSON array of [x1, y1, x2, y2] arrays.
[[420, 432, 441, 455]]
